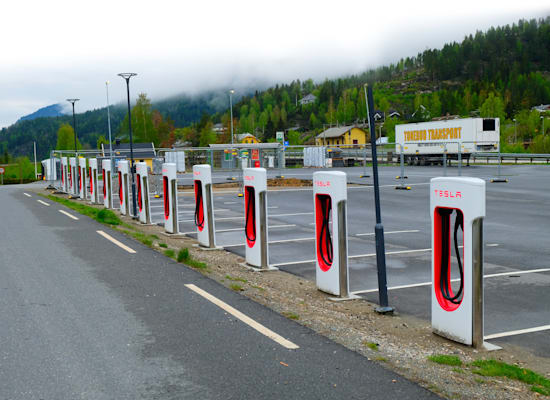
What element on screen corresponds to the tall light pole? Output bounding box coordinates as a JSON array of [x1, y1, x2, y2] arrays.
[[118, 72, 138, 218], [513, 118, 517, 143], [106, 81, 114, 208], [66, 98, 80, 198], [229, 89, 235, 145], [541, 115, 545, 136]]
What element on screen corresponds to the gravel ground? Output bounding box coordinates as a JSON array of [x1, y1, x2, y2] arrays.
[[45, 188, 550, 399]]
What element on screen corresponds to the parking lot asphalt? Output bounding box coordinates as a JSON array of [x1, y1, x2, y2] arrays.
[[97, 163, 549, 356]]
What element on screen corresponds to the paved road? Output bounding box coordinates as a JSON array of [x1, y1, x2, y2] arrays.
[[0, 183, 439, 399]]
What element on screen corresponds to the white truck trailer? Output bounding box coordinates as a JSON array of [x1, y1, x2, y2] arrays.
[[395, 118, 499, 165]]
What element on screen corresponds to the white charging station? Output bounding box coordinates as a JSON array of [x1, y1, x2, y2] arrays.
[[118, 160, 131, 216], [69, 157, 78, 197], [89, 159, 98, 204], [102, 159, 112, 209], [61, 157, 69, 193], [193, 164, 218, 248], [431, 177, 486, 347], [136, 162, 152, 224], [162, 163, 179, 234], [243, 167, 271, 269], [79, 158, 87, 200], [313, 171, 350, 297]]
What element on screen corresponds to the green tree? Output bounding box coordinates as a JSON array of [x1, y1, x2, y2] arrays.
[[480, 93, 505, 121], [56, 123, 81, 151], [287, 130, 303, 145], [199, 122, 217, 147], [119, 93, 156, 144], [430, 93, 442, 117]]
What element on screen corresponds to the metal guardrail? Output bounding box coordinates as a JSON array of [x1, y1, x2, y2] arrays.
[[473, 152, 550, 163]]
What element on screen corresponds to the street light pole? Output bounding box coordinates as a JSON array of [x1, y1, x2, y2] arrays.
[[513, 118, 517, 143], [66, 98, 80, 198], [229, 89, 235, 145], [106, 81, 114, 208], [118, 72, 138, 218], [542, 116, 545, 136]]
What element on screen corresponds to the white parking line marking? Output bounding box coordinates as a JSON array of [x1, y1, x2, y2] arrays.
[[486, 243, 499, 247], [184, 284, 299, 350], [223, 201, 238, 204], [224, 236, 315, 248], [352, 267, 550, 294], [179, 224, 296, 236], [356, 229, 420, 236], [37, 200, 50, 206], [59, 210, 79, 220], [180, 212, 312, 223], [23, 193, 32, 197], [484, 325, 550, 340], [96, 230, 136, 254], [268, 206, 279, 209]]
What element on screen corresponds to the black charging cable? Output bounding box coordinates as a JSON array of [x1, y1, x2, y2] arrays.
[[318, 195, 333, 267], [194, 181, 205, 229], [245, 187, 256, 243], [439, 209, 464, 304]]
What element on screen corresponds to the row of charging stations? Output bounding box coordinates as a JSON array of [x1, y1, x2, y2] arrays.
[[55, 156, 488, 349]]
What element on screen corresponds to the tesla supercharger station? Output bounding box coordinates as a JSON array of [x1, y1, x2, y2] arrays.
[[313, 171, 351, 298], [431, 177, 486, 348], [79, 158, 87, 200], [136, 162, 152, 224], [118, 160, 131, 216], [69, 157, 78, 197], [163, 163, 179, 234], [102, 159, 112, 209], [61, 157, 68, 193], [89, 158, 99, 204], [193, 164, 218, 249], [244, 167, 272, 269]]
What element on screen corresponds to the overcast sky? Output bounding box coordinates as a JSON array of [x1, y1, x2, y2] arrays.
[[0, 0, 547, 128]]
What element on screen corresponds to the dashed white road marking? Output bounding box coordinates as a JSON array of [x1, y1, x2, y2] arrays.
[[23, 193, 32, 197], [59, 210, 79, 220], [37, 200, 50, 206], [96, 230, 136, 254], [184, 284, 299, 350]]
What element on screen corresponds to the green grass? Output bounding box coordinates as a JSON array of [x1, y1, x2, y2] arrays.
[[282, 311, 300, 320], [230, 283, 243, 291], [45, 194, 121, 226], [375, 356, 388, 362], [452, 367, 464, 374], [225, 275, 248, 283], [251, 285, 265, 291], [158, 243, 168, 248], [363, 342, 379, 351], [471, 359, 550, 396], [164, 249, 176, 258], [427, 354, 463, 366], [176, 248, 208, 270]]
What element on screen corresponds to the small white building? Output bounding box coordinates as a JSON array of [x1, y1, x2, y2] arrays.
[[299, 94, 317, 106]]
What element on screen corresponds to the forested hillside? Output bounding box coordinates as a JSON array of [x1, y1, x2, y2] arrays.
[[1, 17, 549, 160]]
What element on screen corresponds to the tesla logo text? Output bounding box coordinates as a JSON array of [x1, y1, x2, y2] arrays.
[[434, 189, 462, 198], [244, 175, 254, 181], [314, 181, 331, 187], [193, 171, 201, 176]]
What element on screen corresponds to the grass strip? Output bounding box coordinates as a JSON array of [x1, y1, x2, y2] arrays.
[[427, 354, 463, 366], [471, 359, 550, 396], [45, 194, 121, 226]]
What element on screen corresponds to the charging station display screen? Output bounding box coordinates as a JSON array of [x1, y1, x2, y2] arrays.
[[244, 186, 256, 247], [316, 194, 333, 272], [163, 176, 169, 220], [434, 207, 464, 311], [194, 180, 204, 231]]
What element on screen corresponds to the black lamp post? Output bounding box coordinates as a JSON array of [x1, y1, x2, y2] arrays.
[[66, 98, 79, 198], [118, 73, 138, 218]]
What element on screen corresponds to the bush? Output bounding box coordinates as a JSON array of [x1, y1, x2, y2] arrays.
[[177, 248, 190, 262], [96, 209, 121, 225]]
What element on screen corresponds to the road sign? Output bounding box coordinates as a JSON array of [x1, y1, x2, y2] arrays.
[[0, 167, 4, 174], [284, 141, 289, 146]]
